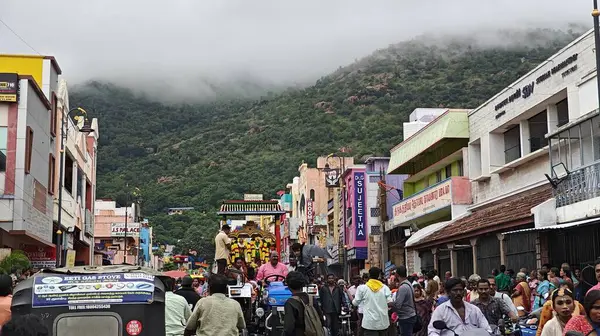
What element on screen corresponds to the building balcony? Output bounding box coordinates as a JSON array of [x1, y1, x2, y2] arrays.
[[547, 109, 600, 223], [388, 110, 469, 175], [387, 176, 472, 232]]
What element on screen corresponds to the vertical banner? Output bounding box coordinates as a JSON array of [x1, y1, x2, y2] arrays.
[[306, 200, 314, 233], [354, 172, 366, 241]]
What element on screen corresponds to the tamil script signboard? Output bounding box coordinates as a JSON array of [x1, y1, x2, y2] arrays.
[[111, 223, 140, 237], [0, 73, 18, 103], [393, 178, 452, 225], [354, 171, 367, 241], [32, 272, 155, 307]]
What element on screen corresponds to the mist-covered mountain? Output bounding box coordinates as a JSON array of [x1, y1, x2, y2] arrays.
[[71, 28, 584, 247]]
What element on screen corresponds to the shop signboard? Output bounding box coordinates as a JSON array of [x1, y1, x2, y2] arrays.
[[306, 200, 314, 232], [354, 171, 366, 241], [244, 194, 263, 201], [325, 169, 341, 187], [0, 73, 18, 103], [110, 223, 140, 237], [392, 179, 452, 226], [22, 245, 56, 268], [31, 272, 155, 307]]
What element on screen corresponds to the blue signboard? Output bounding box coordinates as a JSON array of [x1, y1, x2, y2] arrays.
[[354, 171, 367, 241], [32, 273, 155, 308]]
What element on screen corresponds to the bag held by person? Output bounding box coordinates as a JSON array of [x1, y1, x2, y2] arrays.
[[291, 295, 326, 336]]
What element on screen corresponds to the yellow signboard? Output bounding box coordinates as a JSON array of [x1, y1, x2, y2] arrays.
[[66, 249, 76, 268], [0, 94, 17, 102]]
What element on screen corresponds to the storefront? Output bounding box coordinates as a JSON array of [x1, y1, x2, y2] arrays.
[[405, 186, 551, 277]]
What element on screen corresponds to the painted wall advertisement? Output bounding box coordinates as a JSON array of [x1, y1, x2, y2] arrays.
[[354, 172, 366, 241], [392, 179, 452, 225], [306, 200, 314, 233], [110, 222, 141, 237], [32, 272, 155, 308]]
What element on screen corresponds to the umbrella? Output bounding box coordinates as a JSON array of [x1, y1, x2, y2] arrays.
[[163, 270, 187, 279], [302, 244, 332, 260]]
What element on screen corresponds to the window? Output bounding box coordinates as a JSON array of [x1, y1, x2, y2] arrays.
[[64, 154, 74, 194], [504, 125, 521, 163], [48, 154, 56, 195], [436, 171, 442, 183], [0, 127, 7, 172], [445, 164, 452, 178], [370, 208, 380, 217], [25, 127, 33, 174], [309, 189, 315, 201], [369, 176, 381, 183], [457, 160, 464, 176], [50, 93, 58, 137], [528, 110, 548, 152], [557, 98, 569, 128]]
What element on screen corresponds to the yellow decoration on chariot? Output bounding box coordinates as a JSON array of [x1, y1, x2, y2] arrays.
[[230, 240, 240, 263]]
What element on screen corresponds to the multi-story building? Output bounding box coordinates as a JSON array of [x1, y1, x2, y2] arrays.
[[93, 199, 140, 264], [54, 78, 99, 266], [386, 108, 472, 275], [492, 29, 600, 284], [364, 157, 406, 270], [297, 160, 330, 245], [399, 30, 597, 278], [0, 55, 61, 268]]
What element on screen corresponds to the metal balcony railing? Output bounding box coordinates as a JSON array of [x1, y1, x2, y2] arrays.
[[555, 161, 600, 207], [504, 144, 521, 163]]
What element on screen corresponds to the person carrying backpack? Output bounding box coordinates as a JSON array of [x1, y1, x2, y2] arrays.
[[283, 271, 326, 336]]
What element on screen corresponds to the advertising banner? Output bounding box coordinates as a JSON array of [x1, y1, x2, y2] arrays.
[[354, 172, 367, 241], [111, 223, 140, 237], [0, 73, 18, 103], [325, 169, 341, 187], [32, 272, 155, 307]]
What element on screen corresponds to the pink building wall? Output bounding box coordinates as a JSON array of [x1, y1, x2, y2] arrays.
[[344, 168, 367, 249]]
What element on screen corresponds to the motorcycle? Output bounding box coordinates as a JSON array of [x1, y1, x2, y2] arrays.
[[259, 274, 319, 336], [339, 306, 353, 336]]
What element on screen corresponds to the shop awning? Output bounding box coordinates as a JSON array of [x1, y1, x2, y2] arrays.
[[406, 186, 552, 250], [405, 220, 455, 248], [503, 217, 599, 235]]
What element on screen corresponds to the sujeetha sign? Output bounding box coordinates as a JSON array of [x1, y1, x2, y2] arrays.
[[0, 73, 18, 103], [353, 172, 366, 241]]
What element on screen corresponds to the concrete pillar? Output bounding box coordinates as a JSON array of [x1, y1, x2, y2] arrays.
[[547, 104, 559, 134], [470, 238, 478, 275], [520, 120, 531, 156], [497, 233, 506, 266], [448, 243, 457, 276], [432, 247, 438, 271]]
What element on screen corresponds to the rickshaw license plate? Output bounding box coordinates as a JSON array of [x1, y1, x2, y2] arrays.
[[276, 306, 284, 312]]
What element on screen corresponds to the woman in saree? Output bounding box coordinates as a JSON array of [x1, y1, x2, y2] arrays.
[[536, 282, 585, 336], [513, 272, 532, 316], [535, 270, 556, 311], [564, 290, 600, 336], [540, 287, 575, 336], [414, 283, 433, 336]]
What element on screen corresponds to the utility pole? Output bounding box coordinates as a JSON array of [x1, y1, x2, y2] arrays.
[[124, 183, 129, 264], [593, 1, 600, 107], [378, 167, 388, 270]]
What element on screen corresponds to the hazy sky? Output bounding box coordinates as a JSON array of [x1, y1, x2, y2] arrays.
[[0, 0, 592, 98]]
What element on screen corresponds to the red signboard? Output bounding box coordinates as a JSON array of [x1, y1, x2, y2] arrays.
[[22, 245, 56, 268]]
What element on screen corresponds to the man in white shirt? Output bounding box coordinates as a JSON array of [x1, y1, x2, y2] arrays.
[[428, 278, 491, 336], [164, 277, 192, 336], [488, 276, 518, 315], [214, 224, 232, 275], [352, 267, 392, 336]]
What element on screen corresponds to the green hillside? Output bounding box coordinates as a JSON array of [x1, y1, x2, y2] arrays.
[[71, 28, 584, 250]]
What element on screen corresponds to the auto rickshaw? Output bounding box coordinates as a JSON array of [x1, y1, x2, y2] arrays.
[[11, 265, 168, 336]]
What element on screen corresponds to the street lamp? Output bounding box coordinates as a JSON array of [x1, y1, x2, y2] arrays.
[[56, 107, 94, 267]]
